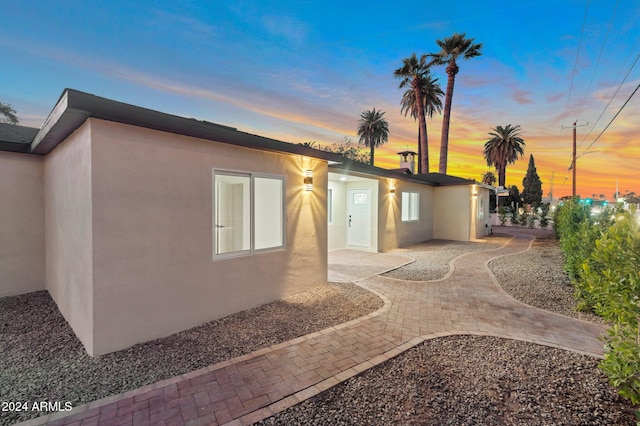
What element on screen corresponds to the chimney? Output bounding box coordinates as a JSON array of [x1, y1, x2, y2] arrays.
[[397, 150, 417, 174]]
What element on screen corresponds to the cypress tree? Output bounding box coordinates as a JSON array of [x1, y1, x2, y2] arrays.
[[522, 154, 543, 206]]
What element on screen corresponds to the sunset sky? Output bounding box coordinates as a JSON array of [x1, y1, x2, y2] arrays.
[[2, 0, 639, 199]]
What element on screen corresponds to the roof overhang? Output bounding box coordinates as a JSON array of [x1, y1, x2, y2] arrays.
[[329, 160, 437, 186], [24, 89, 347, 163]]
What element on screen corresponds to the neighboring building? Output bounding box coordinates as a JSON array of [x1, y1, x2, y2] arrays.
[[0, 89, 491, 356]]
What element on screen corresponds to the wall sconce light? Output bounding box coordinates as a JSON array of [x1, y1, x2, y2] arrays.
[[304, 170, 314, 191], [390, 188, 396, 195]]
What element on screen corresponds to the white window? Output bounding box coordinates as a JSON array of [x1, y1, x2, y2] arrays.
[[254, 177, 284, 250], [213, 171, 284, 257], [401, 192, 419, 222]]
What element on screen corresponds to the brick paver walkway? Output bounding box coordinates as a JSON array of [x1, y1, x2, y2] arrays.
[[21, 232, 607, 426]]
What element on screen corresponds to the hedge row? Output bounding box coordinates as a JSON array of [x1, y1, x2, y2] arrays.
[[554, 199, 640, 410]]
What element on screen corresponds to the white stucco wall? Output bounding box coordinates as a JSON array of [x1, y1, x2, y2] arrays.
[[327, 180, 347, 250], [378, 179, 434, 252], [44, 124, 94, 355], [0, 151, 45, 297], [433, 185, 472, 241], [88, 119, 327, 355], [473, 187, 492, 238]]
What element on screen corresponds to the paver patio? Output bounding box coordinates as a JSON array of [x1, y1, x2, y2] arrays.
[[18, 231, 607, 426]]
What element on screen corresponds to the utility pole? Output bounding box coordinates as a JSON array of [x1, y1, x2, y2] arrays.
[[563, 121, 588, 197]]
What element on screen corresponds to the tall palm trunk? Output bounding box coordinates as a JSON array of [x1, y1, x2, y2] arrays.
[[498, 163, 506, 188], [370, 142, 375, 166], [439, 62, 458, 174], [417, 126, 422, 174], [414, 81, 429, 173]]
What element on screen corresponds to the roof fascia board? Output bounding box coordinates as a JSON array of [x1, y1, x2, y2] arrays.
[[0, 141, 31, 153], [329, 161, 436, 186], [28, 89, 348, 163], [31, 90, 93, 155]]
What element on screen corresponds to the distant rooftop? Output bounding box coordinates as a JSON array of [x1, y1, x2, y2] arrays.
[[0, 123, 40, 153]]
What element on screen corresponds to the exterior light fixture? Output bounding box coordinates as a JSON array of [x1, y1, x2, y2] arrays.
[[390, 188, 396, 195], [304, 170, 314, 191]]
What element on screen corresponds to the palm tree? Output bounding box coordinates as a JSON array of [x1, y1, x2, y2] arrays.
[[394, 53, 435, 173], [356, 108, 389, 166], [483, 124, 526, 188], [399, 72, 444, 173], [298, 141, 318, 148], [481, 171, 497, 186], [432, 33, 482, 174]]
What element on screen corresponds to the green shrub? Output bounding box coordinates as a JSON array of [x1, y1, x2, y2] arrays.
[[527, 210, 537, 228], [510, 208, 519, 226], [539, 203, 550, 229], [601, 324, 640, 406], [518, 210, 526, 226], [556, 203, 640, 411], [498, 207, 507, 226], [581, 212, 640, 322], [554, 200, 596, 284]]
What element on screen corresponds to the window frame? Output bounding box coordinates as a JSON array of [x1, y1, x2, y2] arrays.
[[401, 191, 420, 222], [213, 169, 286, 259]]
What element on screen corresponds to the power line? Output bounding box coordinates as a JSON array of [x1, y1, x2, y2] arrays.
[[575, 0, 619, 121], [580, 80, 640, 155], [563, 0, 590, 119], [578, 51, 640, 150]]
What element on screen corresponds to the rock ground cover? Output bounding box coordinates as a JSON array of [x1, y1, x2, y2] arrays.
[[258, 229, 636, 425], [257, 336, 634, 426], [0, 284, 382, 425], [2, 230, 635, 425]]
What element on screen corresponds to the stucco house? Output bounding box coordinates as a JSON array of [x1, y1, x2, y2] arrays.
[[0, 89, 491, 356]]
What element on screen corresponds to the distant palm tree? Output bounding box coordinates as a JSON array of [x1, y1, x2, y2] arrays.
[[356, 108, 389, 166], [481, 171, 497, 186], [432, 33, 482, 174], [483, 124, 526, 188], [298, 141, 318, 148], [394, 53, 435, 173], [399, 72, 444, 173]]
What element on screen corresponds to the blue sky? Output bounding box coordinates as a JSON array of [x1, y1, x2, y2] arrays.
[[2, 0, 639, 198]]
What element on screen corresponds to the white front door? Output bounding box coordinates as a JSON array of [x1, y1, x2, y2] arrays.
[[347, 188, 371, 248]]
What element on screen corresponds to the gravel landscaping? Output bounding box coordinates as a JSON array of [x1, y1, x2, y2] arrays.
[[257, 336, 635, 426], [382, 235, 509, 281], [2, 229, 636, 425], [259, 228, 636, 425], [0, 283, 382, 425], [489, 227, 608, 325]]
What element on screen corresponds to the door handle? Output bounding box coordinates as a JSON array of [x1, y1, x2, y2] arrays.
[[348, 215, 351, 227]]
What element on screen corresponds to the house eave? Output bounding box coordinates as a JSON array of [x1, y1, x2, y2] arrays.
[[21, 89, 346, 164]]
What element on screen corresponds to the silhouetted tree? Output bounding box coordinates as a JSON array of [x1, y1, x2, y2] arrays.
[[356, 108, 389, 166], [483, 124, 526, 187], [0, 102, 19, 124], [431, 33, 482, 174], [522, 154, 543, 206]]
